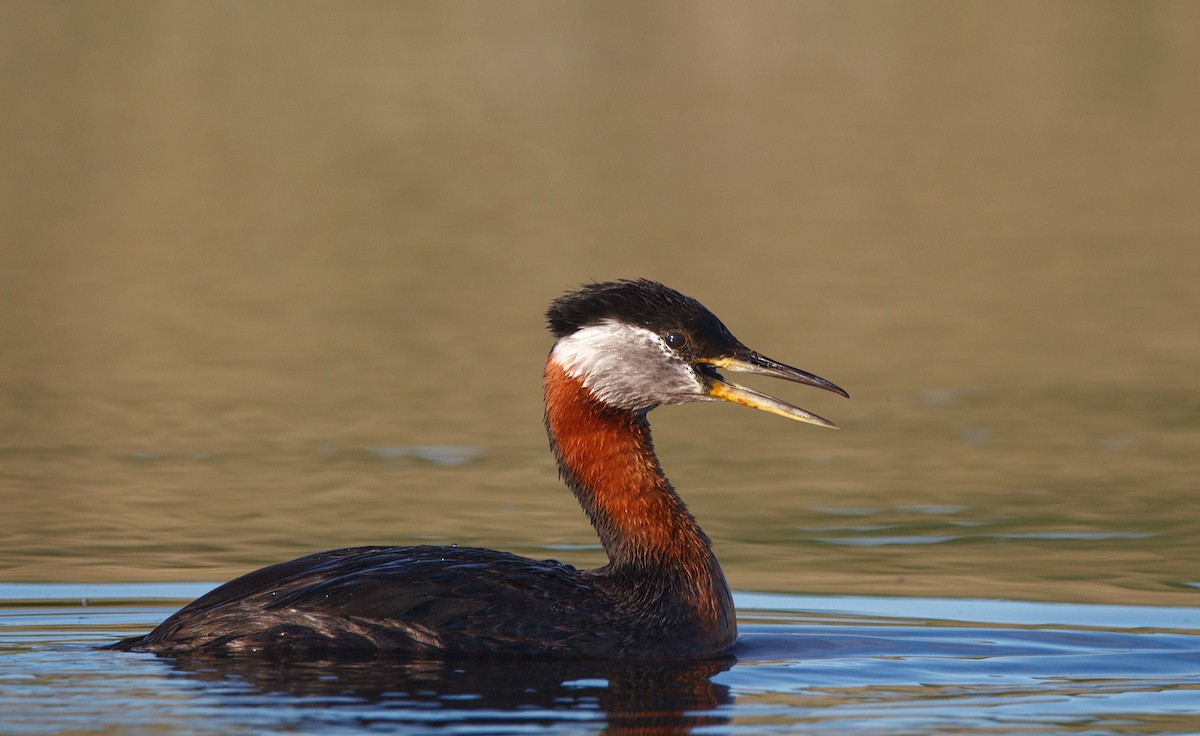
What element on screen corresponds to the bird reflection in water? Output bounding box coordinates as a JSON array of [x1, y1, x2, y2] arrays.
[[162, 653, 733, 735]]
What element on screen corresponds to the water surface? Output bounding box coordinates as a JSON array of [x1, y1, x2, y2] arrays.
[[3, 585, 1198, 735]]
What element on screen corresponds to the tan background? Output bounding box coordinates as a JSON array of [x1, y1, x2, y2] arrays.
[[2, 2, 1197, 604]]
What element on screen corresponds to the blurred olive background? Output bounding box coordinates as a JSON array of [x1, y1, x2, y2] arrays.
[[2, 2, 1197, 605]]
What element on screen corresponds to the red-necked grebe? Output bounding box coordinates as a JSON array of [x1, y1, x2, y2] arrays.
[[111, 279, 846, 658]]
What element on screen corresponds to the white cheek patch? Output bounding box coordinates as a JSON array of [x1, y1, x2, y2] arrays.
[[552, 321, 663, 380], [550, 320, 706, 410]]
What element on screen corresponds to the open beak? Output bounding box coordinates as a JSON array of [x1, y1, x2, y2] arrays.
[[698, 352, 848, 429]]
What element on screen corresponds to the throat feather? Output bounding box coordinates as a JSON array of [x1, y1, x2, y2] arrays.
[[542, 356, 736, 645], [543, 360, 705, 565]]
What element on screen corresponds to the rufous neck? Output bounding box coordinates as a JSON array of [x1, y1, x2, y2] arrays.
[[542, 358, 714, 571]]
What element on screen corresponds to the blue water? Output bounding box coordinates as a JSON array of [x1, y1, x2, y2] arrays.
[[3, 584, 1197, 734]]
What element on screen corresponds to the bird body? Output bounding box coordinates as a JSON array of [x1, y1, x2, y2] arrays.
[[112, 280, 845, 659]]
